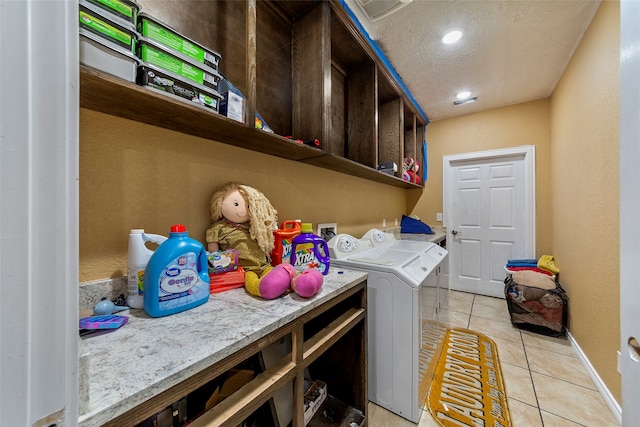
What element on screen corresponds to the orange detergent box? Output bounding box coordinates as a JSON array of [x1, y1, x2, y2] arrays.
[[270, 220, 302, 266], [209, 266, 244, 294], [208, 249, 243, 293]]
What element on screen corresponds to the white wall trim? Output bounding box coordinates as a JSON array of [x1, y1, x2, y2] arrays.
[[442, 145, 536, 256], [567, 331, 622, 425]]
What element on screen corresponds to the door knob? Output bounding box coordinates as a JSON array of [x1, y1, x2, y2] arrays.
[[628, 336, 640, 362], [451, 230, 458, 235]]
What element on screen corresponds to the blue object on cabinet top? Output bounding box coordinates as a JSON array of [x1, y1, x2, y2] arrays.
[[400, 215, 434, 234]]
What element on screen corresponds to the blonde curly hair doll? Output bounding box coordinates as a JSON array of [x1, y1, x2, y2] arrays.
[[208, 182, 278, 256], [207, 182, 316, 299]]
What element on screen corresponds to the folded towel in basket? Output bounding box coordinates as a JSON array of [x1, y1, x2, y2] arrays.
[[508, 258, 539, 264], [506, 266, 554, 276], [538, 255, 560, 274], [512, 270, 557, 290], [506, 262, 538, 268]]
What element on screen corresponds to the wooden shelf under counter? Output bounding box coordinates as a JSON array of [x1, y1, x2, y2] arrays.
[[79, 269, 368, 427]]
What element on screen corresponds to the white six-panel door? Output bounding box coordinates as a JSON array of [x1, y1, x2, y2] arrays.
[[444, 147, 536, 298]]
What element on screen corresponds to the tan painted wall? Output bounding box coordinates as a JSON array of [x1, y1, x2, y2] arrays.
[[79, 109, 409, 281], [410, 99, 553, 256], [550, 0, 620, 402], [410, 0, 621, 404], [79, 0, 620, 405]]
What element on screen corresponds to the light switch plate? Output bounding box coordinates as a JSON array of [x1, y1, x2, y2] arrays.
[[437, 212, 443, 222]]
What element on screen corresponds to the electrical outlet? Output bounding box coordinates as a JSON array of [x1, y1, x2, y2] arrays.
[[317, 223, 337, 241], [437, 212, 443, 222]]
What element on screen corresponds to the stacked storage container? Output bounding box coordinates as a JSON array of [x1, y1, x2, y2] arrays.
[[79, 0, 140, 82], [136, 13, 222, 112], [78, 1, 223, 112]]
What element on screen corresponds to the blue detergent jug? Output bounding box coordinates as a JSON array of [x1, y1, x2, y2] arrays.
[[144, 224, 210, 317]]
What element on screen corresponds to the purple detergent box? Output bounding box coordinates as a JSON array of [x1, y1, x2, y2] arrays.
[[79, 314, 128, 330]]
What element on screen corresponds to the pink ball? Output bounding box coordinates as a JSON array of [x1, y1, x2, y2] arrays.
[[292, 269, 323, 298], [259, 264, 294, 299], [279, 263, 296, 279]]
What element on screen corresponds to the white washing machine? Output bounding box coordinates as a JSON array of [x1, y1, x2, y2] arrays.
[[328, 229, 448, 423]]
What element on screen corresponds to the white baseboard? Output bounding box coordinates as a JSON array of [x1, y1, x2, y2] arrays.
[[567, 331, 622, 425]]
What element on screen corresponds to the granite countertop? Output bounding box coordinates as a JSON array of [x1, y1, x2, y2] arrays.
[[78, 268, 367, 427]]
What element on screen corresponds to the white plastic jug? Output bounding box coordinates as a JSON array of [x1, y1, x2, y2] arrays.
[[127, 229, 167, 308]]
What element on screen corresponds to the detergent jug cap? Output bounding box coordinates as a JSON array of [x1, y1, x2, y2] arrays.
[[301, 223, 313, 233], [130, 229, 144, 234], [171, 224, 186, 233]]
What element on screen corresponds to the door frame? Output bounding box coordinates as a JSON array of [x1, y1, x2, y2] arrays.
[[0, 0, 79, 425], [442, 145, 537, 269], [620, 0, 640, 424]]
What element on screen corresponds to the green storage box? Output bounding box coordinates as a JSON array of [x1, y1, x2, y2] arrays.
[[84, 0, 140, 26], [79, 0, 138, 54], [137, 37, 221, 91], [138, 13, 221, 70], [137, 62, 222, 112]]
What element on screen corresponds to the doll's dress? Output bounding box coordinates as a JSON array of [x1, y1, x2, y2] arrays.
[[207, 219, 284, 297], [206, 219, 270, 272]]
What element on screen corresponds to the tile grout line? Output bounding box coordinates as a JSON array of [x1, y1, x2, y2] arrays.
[[467, 294, 475, 329], [529, 370, 600, 392], [519, 330, 547, 426]]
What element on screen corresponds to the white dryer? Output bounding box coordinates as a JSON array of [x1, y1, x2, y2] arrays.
[[328, 230, 448, 423]]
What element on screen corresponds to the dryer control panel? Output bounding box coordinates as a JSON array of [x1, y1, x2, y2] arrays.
[[329, 228, 400, 259], [327, 234, 373, 259], [361, 228, 396, 246]]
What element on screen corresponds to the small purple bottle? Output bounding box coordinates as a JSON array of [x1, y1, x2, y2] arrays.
[[290, 223, 330, 275]]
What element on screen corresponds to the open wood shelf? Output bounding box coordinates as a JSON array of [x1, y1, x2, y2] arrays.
[[80, 66, 321, 162], [189, 307, 365, 427], [79, 0, 428, 189], [80, 65, 422, 188]]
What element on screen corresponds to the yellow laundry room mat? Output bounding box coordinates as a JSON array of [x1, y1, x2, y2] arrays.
[[426, 328, 512, 427]]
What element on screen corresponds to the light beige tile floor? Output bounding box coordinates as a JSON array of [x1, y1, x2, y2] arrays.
[[368, 290, 619, 426]]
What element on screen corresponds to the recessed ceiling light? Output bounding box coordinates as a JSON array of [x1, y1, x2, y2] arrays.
[[456, 91, 471, 99], [442, 30, 462, 44]]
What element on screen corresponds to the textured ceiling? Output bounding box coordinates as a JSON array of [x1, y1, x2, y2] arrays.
[[345, 0, 601, 122]]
